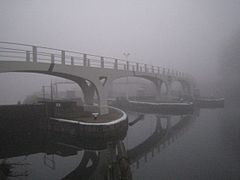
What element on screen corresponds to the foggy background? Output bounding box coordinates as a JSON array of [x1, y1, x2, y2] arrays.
[[0, 0, 240, 104]]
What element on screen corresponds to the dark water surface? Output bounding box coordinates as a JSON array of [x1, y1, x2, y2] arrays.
[[1, 107, 240, 180]]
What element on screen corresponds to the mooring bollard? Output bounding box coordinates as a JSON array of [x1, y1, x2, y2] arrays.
[[92, 112, 99, 120]]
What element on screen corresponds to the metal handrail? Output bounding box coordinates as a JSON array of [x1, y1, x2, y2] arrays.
[[0, 41, 191, 79]]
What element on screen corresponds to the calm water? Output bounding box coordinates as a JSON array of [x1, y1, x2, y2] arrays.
[[1, 107, 240, 180]]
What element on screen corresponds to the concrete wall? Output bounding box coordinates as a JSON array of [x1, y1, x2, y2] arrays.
[[0, 104, 45, 133]]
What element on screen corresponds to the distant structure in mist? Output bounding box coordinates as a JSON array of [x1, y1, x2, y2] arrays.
[[220, 32, 240, 105]]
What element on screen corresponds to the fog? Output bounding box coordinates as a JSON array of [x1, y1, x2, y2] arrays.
[[1, 0, 240, 103]]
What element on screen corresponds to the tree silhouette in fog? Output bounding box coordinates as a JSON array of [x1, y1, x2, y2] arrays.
[[220, 32, 240, 105]]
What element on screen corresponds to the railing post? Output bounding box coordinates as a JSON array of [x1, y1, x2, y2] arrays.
[[124, 64, 126, 70], [71, 56, 74, 65], [140, 66, 142, 72], [145, 64, 148, 72], [158, 67, 160, 74], [32, 46, 37, 63], [61, 50, 65, 65], [83, 54, 87, 67], [101, 57, 104, 68], [167, 68, 170, 75], [51, 54, 54, 63], [114, 59, 118, 69], [163, 68, 165, 75], [152, 66, 154, 73], [26, 51, 30, 62]]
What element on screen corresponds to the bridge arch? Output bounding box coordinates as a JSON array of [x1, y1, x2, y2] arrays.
[[110, 76, 156, 99], [110, 75, 170, 101], [170, 80, 185, 98], [167, 78, 194, 100], [0, 70, 106, 114], [159, 81, 169, 95], [176, 79, 193, 99]]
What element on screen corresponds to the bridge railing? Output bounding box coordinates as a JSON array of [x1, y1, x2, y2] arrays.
[[0, 41, 192, 80]]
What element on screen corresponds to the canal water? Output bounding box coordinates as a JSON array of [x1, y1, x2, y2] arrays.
[[1, 106, 240, 180]]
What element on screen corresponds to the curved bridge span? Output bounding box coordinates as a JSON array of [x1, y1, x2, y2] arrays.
[[0, 42, 195, 114]]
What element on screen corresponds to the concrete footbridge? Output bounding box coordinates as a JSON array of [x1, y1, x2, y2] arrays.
[[0, 42, 195, 114]]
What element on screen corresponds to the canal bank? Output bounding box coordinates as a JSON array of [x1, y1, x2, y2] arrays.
[[0, 103, 128, 141], [111, 98, 194, 114], [45, 106, 128, 140]]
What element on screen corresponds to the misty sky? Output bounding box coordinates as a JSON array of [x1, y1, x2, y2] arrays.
[[1, 0, 240, 103]]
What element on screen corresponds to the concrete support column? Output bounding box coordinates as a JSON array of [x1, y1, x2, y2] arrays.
[[71, 56, 74, 65], [26, 51, 30, 62], [32, 46, 37, 63], [61, 50, 65, 65], [166, 81, 172, 101], [51, 54, 54, 64], [126, 61, 129, 71], [114, 59, 118, 70], [81, 83, 95, 105], [84, 78, 110, 115], [101, 57, 104, 68], [163, 68, 165, 75], [97, 92, 109, 114], [97, 80, 110, 115], [167, 68, 170, 75], [77, 78, 109, 115], [136, 63, 139, 72], [83, 54, 87, 67], [144, 64, 148, 73], [154, 80, 162, 101], [183, 83, 193, 100]]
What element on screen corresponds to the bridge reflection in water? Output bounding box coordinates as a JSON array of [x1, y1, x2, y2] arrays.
[[0, 109, 198, 180]]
